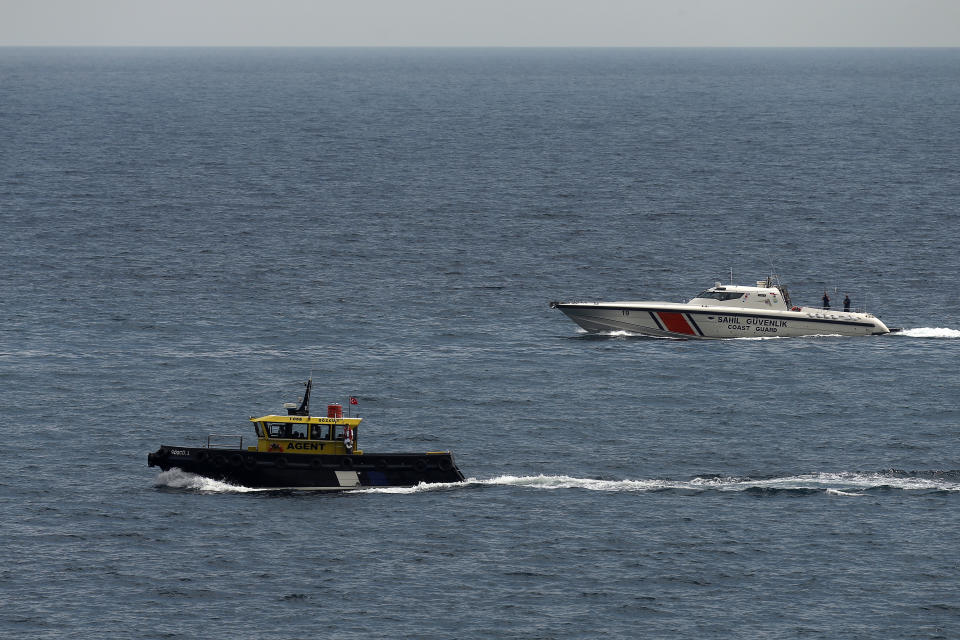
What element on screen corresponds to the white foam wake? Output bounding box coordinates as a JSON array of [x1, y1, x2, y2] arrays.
[[589, 329, 652, 338], [341, 472, 960, 495], [154, 470, 960, 495], [476, 474, 685, 491], [686, 471, 960, 494], [897, 327, 960, 339], [472, 472, 960, 494], [154, 468, 265, 492]]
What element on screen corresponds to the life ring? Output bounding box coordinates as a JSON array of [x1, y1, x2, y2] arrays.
[[791, 306, 801, 311], [229, 454, 243, 468], [413, 459, 427, 473], [274, 456, 288, 470], [438, 458, 452, 472], [243, 456, 257, 470]]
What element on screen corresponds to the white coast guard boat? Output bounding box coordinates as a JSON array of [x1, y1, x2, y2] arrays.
[[550, 277, 891, 339]]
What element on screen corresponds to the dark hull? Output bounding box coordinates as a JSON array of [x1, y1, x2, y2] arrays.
[[147, 446, 465, 489]]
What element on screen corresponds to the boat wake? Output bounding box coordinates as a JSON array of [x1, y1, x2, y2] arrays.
[[574, 329, 665, 339], [895, 327, 960, 339], [155, 469, 960, 495], [154, 468, 266, 493], [457, 471, 960, 496]]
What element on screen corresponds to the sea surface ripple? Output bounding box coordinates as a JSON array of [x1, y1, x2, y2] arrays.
[[2, 47, 960, 639]]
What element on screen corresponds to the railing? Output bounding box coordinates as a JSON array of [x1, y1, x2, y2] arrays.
[[207, 434, 244, 449], [816, 306, 866, 314]]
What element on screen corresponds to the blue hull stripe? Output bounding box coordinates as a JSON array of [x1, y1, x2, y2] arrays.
[[685, 313, 705, 336]]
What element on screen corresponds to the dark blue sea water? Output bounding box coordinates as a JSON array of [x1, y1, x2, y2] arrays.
[[3, 47, 960, 639]]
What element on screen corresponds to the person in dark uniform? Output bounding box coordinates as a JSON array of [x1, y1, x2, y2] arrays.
[[822, 291, 830, 309], [843, 294, 851, 312]]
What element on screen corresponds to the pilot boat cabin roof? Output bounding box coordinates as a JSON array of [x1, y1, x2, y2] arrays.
[[250, 414, 362, 426]]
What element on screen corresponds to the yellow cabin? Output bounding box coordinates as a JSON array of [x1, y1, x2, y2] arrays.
[[248, 400, 363, 456]]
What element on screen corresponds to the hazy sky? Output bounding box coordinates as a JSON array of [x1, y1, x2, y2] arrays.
[[3, 0, 959, 47]]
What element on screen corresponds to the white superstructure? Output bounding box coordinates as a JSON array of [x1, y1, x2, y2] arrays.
[[550, 277, 890, 339]]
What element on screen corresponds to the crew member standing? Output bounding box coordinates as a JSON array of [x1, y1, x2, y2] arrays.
[[822, 291, 830, 309], [843, 294, 851, 312]]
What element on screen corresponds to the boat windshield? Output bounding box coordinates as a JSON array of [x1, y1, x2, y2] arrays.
[[695, 291, 745, 301], [265, 421, 309, 439]]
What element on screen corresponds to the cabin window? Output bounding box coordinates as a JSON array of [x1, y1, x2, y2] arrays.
[[289, 423, 308, 439], [266, 422, 289, 438], [310, 424, 330, 440], [696, 291, 744, 301], [254, 422, 264, 437], [266, 422, 307, 439]]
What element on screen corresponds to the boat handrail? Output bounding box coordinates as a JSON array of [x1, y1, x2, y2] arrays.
[[207, 434, 244, 449]]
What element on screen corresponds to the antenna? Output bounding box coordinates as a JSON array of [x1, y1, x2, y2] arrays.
[[286, 378, 312, 416], [729, 267, 734, 284], [766, 256, 778, 288]]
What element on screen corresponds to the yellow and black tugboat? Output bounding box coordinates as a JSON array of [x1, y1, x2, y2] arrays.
[[147, 379, 465, 489]]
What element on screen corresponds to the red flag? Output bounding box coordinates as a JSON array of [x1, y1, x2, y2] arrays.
[[349, 396, 359, 405]]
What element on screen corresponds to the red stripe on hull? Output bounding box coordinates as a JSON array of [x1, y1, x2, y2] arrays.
[[657, 311, 696, 335]]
